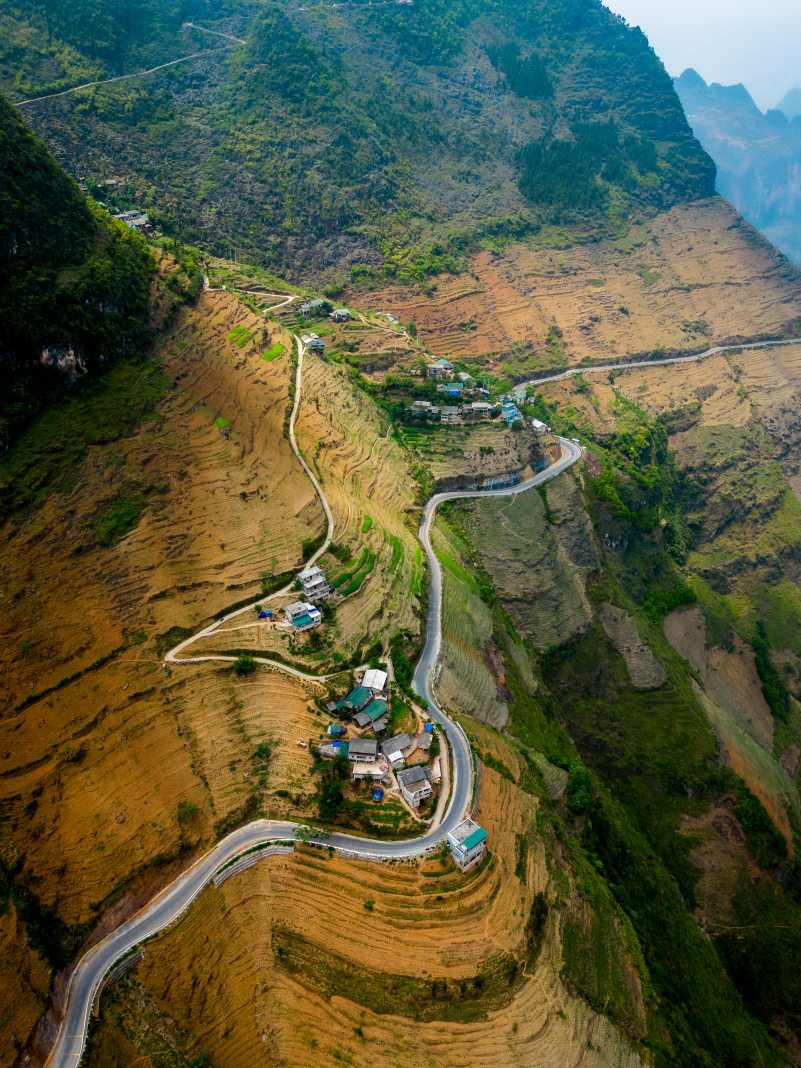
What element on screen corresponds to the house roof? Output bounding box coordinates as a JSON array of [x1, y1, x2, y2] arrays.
[[463, 827, 488, 850], [381, 733, 411, 757], [449, 817, 487, 848], [415, 732, 433, 750], [363, 668, 388, 691], [345, 685, 372, 708], [370, 715, 390, 733], [349, 738, 378, 757], [435, 358, 454, 368], [366, 699, 388, 718], [397, 766, 429, 788], [299, 565, 325, 581]]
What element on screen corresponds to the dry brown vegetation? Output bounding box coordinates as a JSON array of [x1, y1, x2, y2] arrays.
[[85, 730, 646, 1068], [0, 289, 329, 1057], [358, 200, 801, 372]]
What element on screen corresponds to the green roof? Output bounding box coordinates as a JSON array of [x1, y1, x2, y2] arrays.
[[346, 686, 372, 707], [364, 699, 388, 721], [463, 827, 487, 850]]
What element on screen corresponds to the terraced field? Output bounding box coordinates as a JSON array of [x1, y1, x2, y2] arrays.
[[293, 354, 424, 656], [85, 753, 646, 1068], [359, 199, 801, 373], [0, 289, 327, 1056]]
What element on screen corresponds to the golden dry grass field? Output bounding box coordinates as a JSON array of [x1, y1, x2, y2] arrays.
[[358, 200, 801, 373], [85, 729, 647, 1068], [0, 289, 330, 1058]]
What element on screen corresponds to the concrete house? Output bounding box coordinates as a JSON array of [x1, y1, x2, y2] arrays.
[[329, 308, 351, 322], [441, 406, 461, 424], [300, 298, 328, 317], [426, 363, 451, 380], [348, 738, 378, 763], [362, 668, 388, 693], [397, 766, 432, 807], [380, 732, 413, 768], [436, 358, 454, 371], [465, 401, 494, 421], [301, 333, 325, 351], [531, 418, 551, 433], [285, 601, 322, 631], [447, 818, 488, 872], [297, 565, 331, 601]]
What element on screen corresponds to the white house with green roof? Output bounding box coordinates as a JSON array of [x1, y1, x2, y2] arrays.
[[447, 818, 488, 873]]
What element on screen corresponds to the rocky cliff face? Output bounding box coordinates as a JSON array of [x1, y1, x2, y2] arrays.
[[675, 68, 801, 266]]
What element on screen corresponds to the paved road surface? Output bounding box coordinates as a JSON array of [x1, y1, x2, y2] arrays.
[[49, 331, 795, 1064], [45, 438, 581, 1065]]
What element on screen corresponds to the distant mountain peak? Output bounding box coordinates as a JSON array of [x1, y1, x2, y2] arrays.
[[777, 87, 801, 120], [676, 68, 707, 91]]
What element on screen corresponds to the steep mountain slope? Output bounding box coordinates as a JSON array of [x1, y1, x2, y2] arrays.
[[778, 88, 801, 121], [675, 68, 801, 265], [0, 93, 154, 448], [3, 0, 713, 279]]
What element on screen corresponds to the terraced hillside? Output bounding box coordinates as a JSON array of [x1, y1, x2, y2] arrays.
[[0, 285, 329, 1060], [359, 199, 801, 375], [83, 727, 648, 1068]]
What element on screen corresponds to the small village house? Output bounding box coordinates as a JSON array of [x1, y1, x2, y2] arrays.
[[380, 732, 413, 768], [447, 818, 488, 872], [362, 668, 388, 693], [426, 363, 451, 380], [353, 698, 389, 729], [397, 766, 432, 807], [285, 601, 322, 631], [297, 565, 331, 600], [300, 298, 328, 317], [348, 738, 378, 764], [531, 418, 551, 433], [301, 333, 325, 351], [339, 685, 374, 714], [329, 308, 351, 322]]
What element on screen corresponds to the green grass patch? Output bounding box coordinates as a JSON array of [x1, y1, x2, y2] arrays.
[[339, 550, 377, 596], [262, 342, 285, 361], [227, 325, 246, 339], [0, 356, 169, 518], [361, 515, 373, 534], [214, 416, 231, 429], [92, 491, 147, 546], [235, 330, 253, 346]]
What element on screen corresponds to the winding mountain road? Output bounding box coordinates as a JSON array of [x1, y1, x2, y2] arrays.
[[44, 337, 580, 1066], [44, 330, 795, 1065]]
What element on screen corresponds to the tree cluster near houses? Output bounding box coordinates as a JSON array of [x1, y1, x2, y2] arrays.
[[314, 668, 443, 817]]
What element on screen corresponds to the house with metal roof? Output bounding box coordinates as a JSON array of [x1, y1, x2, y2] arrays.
[[380, 732, 413, 768], [329, 308, 351, 322], [353, 698, 389, 728], [447, 817, 488, 872], [348, 738, 378, 763], [362, 667, 388, 693], [414, 730, 434, 752], [340, 685, 374, 713], [397, 766, 432, 807], [300, 298, 328, 317], [285, 601, 322, 631]]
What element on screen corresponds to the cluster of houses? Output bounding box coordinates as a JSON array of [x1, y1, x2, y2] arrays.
[[283, 566, 331, 632], [316, 668, 442, 810]]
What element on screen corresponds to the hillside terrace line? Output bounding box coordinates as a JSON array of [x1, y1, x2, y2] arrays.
[[43, 327, 798, 1066]]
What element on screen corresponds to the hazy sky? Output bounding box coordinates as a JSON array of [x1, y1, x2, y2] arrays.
[[603, 1, 801, 109]]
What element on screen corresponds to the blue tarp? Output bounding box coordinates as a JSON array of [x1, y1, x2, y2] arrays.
[[258, 610, 273, 619], [372, 788, 384, 801], [424, 722, 434, 733]]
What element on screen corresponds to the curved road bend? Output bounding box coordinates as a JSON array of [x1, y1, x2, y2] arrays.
[[46, 448, 581, 1067], [44, 329, 794, 1063]]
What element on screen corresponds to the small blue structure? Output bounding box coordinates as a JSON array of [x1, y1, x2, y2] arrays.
[[258, 609, 273, 619], [327, 722, 346, 738], [372, 787, 384, 802], [424, 722, 434, 733]]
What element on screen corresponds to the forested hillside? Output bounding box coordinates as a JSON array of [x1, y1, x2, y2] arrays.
[[0, 94, 153, 447], [1, 0, 714, 280]]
